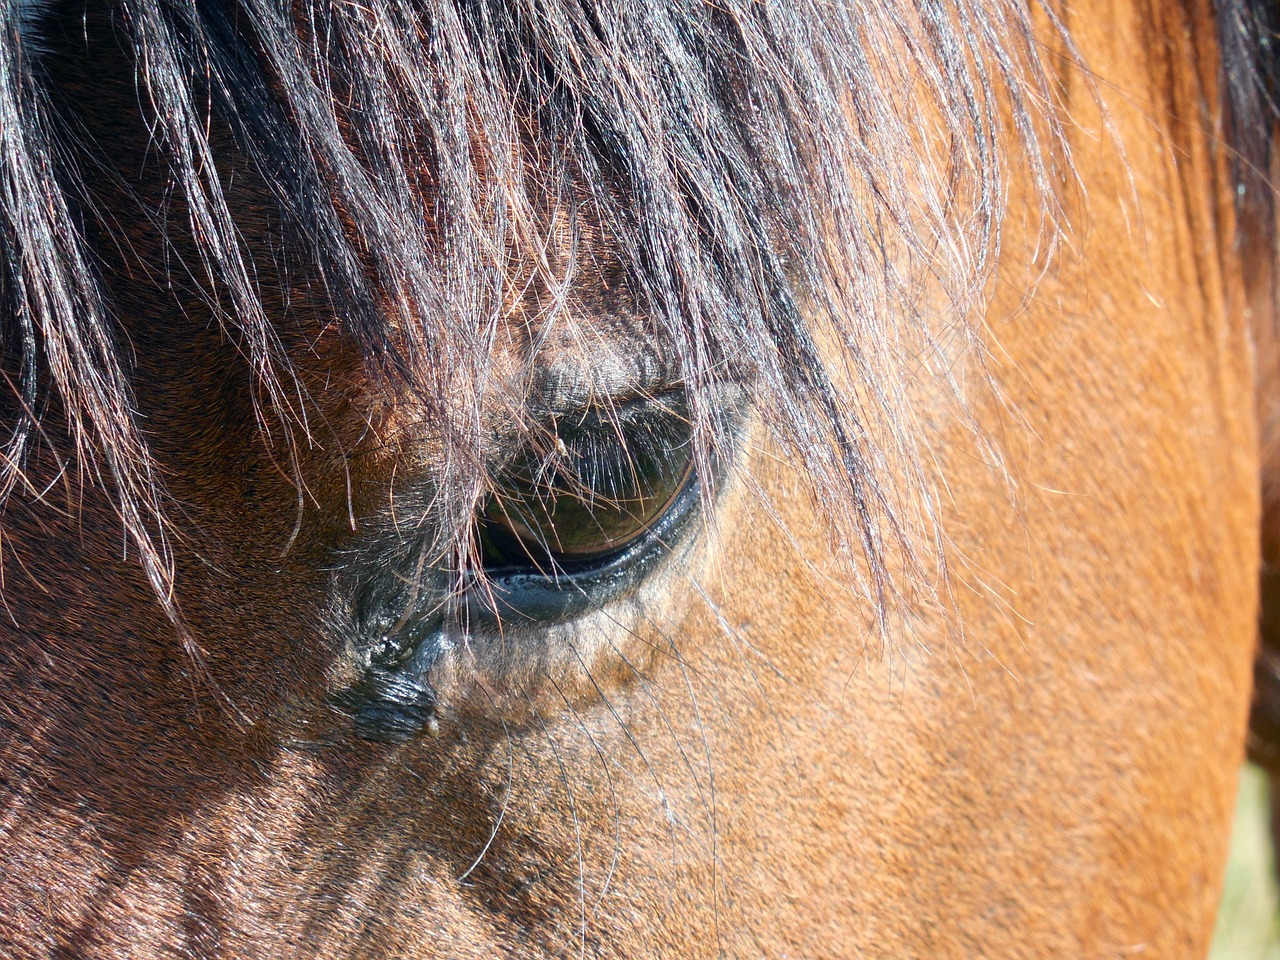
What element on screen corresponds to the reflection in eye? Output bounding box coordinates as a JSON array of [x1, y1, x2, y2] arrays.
[[477, 393, 695, 574]]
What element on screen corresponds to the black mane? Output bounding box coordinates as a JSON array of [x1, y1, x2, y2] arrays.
[[1, 0, 1068, 615], [1219, 0, 1280, 215]]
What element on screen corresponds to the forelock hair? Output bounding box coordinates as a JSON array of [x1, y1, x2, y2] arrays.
[[1219, 0, 1280, 222], [1, 0, 1070, 618]]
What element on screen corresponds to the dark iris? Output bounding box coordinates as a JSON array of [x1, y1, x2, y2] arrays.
[[478, 393, 694, 573]]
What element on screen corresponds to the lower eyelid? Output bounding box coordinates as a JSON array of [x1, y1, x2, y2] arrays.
[[467, 470, 705, 625]]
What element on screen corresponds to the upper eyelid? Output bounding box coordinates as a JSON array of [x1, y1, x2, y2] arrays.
[[489, 392, 690, 483], [531, 350, 682, 416], [561, 390, 688, 426]]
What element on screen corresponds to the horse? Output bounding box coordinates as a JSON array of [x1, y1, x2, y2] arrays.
[[0, 0, 1273, 955]]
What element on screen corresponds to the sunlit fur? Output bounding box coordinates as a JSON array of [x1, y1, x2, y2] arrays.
[[0, 0, 1272, 956]]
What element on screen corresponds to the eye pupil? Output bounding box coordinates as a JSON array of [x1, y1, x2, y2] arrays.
[[478, 396, 694, 572]]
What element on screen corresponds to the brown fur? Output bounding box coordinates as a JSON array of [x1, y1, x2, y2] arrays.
[[0, 0, 1264, 956]]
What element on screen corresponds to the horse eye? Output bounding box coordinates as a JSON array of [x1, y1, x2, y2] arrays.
[[478, 395, 695, 574]]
